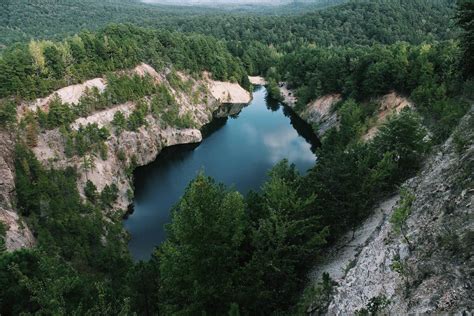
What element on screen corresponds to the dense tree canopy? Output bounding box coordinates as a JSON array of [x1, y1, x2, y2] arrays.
[[457, 0, 474, 78], [0, 0, 471, 314], [0, 24, 248, 99]]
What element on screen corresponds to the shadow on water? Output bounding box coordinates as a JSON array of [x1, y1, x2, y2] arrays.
[[132, 116, 231, 202], [125, 86, 320, 259], [282, 105, 321, 152]]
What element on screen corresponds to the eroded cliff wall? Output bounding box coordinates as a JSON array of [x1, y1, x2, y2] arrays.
[[322, 106, 473, 314]]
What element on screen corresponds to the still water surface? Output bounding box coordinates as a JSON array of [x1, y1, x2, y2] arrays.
[[125, 86, 319, 260]]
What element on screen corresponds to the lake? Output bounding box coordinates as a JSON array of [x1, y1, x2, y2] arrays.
[[124, 86, 319, 260]]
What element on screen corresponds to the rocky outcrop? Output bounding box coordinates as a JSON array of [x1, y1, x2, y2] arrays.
[[248, 76, 267, 86], [323, 106, 473, 314], [362, 92, 413, 141], [0, 130, 35, 251], [280, 84, 412, 139], [301, 94, 342, 137], [29, 64, 250, 212], [308, 195, 399, 285], [280, 83, 298, 108], [280, 84, 341, 137], [207, 80, 252, 104], [18, 78, 106, 116]]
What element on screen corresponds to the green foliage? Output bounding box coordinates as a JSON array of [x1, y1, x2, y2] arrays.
[[355, 295, 391, 316], [453, 129, 469, 154], [150, 85, 177, 116], [283, 41, 469, 144], [282, 41, 462, 102], [390, 188, 416, 236], [64, 123, 110, 158], [0, 0, 455, 53], [84, 180, 98, 203], [372, 109, 429, 180], [75, 87, 106, 117], [7, 144, 132, 314], [127, 101, 148, 131], [0, 1, 469, 314], [116, 148, 126, 163], [265, 79, 282, 102], [106, 73, 158, 105], [457, 0, 474, 78], [0, 24, 248, 100], [160, 172, 247, 314], [100, 183, 119, 208], [111, 111, 126, 135], [157, 164, 330, 314], [40, 96, 76, 129], [295, 273, 336, 315], [0, 100, 17, 126]]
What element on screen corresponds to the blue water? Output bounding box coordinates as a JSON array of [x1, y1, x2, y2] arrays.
[[125, 86, 318, 260]]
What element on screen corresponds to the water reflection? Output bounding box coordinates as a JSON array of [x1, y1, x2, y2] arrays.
[[125, 86, 319, 260]]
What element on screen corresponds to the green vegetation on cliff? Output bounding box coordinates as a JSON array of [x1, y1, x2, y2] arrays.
[[0, 0, 472, 314], [0, 24, 248, 100]]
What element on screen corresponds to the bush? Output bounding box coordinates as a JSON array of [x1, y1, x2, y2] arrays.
[[41, 96, 76, 129], [390, 187, 416, 247], [0, 222, 6, 253], [0, 100, 17, 126], [372, 109, 429, 181], [100, 183, 119, 208], [84, 180, 98, 203], [111, 111, 126, 135]]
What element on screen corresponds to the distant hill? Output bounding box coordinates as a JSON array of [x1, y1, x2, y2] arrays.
[[142, 0, 341, 6]]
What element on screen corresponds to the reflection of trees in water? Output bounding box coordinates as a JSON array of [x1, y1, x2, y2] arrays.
[[214, 103, 247, 119], [265, 96, 281, 111], [282, 105, 321, 152], [132, 143, 200, 200], [133, 87, 321, 202], [132, 115, 232, 198], [201, 117, 228, 138], [253, 85, 263, 93]]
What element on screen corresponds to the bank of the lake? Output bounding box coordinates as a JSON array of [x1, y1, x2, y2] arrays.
[[125, 86, 319, 260]]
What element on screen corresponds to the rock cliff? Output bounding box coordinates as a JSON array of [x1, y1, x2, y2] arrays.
[[280, 84, 411, 139], [310, 106, 473, 314], [0, 64, 251, 250], [31, 65, 250, 211], [279, 84, 341, 137], [0, 130, 35, 251]]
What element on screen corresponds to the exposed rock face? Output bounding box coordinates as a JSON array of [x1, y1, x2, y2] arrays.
[[363, 92, 413, 141], [2, 63, 250, 250], [309, 195, 399, 285], [214, 103, 247, 118], [280, 83, 297, 108], [18, 78, 106, 116], [29, 64, 250, 212], [280, 84, 412, 139], [324, 106, 473, 314], [248, 76, 267, 85], [302, 94, 342, 137], [0, 130, 35, 251], [279, 84, 341, 137], [207, 80, 252, 104]]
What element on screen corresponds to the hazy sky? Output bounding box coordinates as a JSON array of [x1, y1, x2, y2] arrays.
[[142, 0, 291, 5]]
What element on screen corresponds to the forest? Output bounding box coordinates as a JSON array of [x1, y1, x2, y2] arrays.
[[0, 24, 249, 100], [0, 0, 346, 49], [0, 0, 473, 314]]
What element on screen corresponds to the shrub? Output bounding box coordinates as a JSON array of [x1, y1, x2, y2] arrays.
[[84, 180, 98, 203], [0, 100, 17, 126], [390, 188, 416, 247]]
